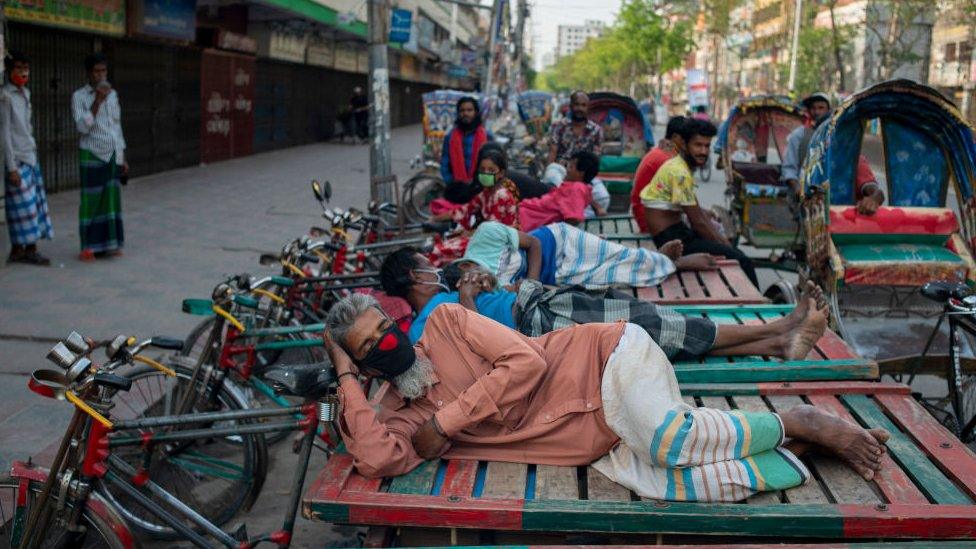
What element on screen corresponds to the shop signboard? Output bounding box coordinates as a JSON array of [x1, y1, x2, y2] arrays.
[[389, 8, 412, 44], [130, 0, 197, 41], [6, 0, 126, 36], [255, 26, 307, 63], [687, 68, 709, 108], [334, 42, 358, 72], [201, 49, 254, 163], [306, 37, 334, 68]]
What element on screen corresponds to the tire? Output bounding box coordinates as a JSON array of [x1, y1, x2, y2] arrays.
[[0, 474, 130, 549], [402, 173, 444, 223], [99, 362, 268, 539], [763, 280, 799, 304]]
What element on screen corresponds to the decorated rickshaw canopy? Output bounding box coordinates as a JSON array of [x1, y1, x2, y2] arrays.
[[421, 90, 489, 138], [516, 90, 554, 138], [715, 95, 802, 157], [584, 91, 654, 155], [802, 80, 976, 206]]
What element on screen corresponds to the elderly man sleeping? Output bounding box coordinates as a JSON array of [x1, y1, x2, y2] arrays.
[[325, 294, 889, 502]]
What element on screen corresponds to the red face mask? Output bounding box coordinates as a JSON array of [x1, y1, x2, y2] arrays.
[[10, 72, 28, 87]]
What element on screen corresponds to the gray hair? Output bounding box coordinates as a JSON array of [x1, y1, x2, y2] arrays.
[[325, 293, 379, 348]]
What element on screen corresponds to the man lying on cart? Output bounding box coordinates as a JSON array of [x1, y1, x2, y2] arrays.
[[323, 294, 889, 502]]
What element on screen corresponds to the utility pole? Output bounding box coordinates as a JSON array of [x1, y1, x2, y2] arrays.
[[787, 0, 803, 93], [368, 0, 392, 202], [512, 0, 527, 91], [483, 0, 502, 94]]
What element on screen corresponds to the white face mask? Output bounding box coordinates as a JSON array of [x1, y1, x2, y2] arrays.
[[414, 268, 449, 292]]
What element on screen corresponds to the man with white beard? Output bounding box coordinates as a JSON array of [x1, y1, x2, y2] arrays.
[[325, 294, 889, 502]]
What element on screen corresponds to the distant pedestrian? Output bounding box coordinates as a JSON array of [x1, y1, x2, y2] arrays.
[[547, 90, 602, 165], [350, 86, 369, 141], [2, 50, 52, 266], [71, 52, 126, 261]]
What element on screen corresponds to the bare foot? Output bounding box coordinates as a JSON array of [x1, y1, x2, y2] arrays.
[[801, 280, 828, 313], [787, 405, 889, 481], [781, 299, 827, 360], [659, 239, 683, 261]]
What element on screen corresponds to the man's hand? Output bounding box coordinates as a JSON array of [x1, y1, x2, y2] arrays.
[[659, 239, 683, 261], [458, 271, 493, 301], [323, 332, 359, 378], [121, 162, 129, 176], [412, 417, 450, 459], [94, 84, 111, 101], [674, 253, 722, 271], [856, 195, 880, 215], [7, 170, 22, 188]]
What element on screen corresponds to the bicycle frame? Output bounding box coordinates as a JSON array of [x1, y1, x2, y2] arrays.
[[14, 393, 322, 549]]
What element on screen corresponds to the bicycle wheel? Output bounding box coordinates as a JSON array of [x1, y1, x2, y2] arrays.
[[402, 173, 444, 223], [0, 475, 129, 549], [99, 362, 268, 539]]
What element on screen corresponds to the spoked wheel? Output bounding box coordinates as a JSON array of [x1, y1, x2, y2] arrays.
[[0, 475, 129, 549], [402, 173, 444, 223], [100, 362, 267, 539]]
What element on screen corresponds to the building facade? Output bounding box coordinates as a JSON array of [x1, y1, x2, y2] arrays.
[[555, 20, 604, 59], [4, 0, 484, 192]]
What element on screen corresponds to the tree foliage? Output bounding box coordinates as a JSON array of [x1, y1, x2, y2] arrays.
[[538, 0, 694, 95]]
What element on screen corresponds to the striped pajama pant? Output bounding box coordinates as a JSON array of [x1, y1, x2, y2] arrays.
[[593, 323, 810, 502]]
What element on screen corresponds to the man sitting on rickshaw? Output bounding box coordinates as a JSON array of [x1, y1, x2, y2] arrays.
[[379, 246, 830, 363], [783, 93, 884, 215], [548, 91, 603, 165], [440, 96, 492, 205], [324, 294, 889, 501], [639, 119, 760, 287], [631, 116, 685, 233]]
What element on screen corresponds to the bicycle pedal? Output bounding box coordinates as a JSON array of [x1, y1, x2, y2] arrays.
[[231, 522, 248, 541]]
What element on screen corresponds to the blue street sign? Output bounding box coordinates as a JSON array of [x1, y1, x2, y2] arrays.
[[389, 9, 412, 43]]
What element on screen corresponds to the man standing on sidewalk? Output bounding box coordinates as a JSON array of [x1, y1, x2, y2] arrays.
[[2, 50, 52, 266], [72, 52, 127, 261]]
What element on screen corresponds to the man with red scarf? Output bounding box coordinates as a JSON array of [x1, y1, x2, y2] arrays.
[[440, 96, 491, 204]]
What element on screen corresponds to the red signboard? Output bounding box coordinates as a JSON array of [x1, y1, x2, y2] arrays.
[[201, 49, 254, 163]]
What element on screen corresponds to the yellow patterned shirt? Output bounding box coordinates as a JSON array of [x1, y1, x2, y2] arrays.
[[639, 156, 698, 211]]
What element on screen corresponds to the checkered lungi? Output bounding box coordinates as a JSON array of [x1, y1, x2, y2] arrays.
[[5, 163, 53, 246], [514, 279, 716, 361]]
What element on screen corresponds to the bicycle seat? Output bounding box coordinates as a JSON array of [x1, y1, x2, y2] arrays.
[[422, 221, 453, 234], [263, 362, 334, 400], [920, 280, 972, 303]]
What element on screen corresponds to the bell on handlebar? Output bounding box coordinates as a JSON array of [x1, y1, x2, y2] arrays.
[[64, 331, 89, 354], [258, 253, 280, 266], [309, 226, 328, 237], [106, 334, 131, 361], [46, 342, 77, 370], [311, 179, 328, 204], [66, 357, 92, 383]]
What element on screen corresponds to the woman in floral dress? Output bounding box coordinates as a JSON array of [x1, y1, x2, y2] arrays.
[[428, 148, 520, 266]]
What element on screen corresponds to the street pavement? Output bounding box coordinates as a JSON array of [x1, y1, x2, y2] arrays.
[[0, 122, 942, 547]]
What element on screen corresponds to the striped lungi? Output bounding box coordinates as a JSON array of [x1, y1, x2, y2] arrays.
[[79, 149, 124, 252], [5, 163, 53, 246]]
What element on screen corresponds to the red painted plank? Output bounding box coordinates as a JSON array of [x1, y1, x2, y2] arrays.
[[813, 329, 859, 360], [439, 459, 479, 497], [340, 491, 524, 530], [635, 285, 662, 302], [306, 453, 355, 501], [806, 394, 927, 505], [657, 276, 687, 301], [719, 260, 763, 300], [344, 471, 384, 494], [679, 271, 707, 300], [700, 269, 735, 301], [875, 393, 976, 500], [756, 381, 910, 396], [840, 503, 976, 538]]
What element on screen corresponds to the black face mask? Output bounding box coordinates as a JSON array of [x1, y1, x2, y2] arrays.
[[571, 111, 587, 122], [356, 323, 415, 379]]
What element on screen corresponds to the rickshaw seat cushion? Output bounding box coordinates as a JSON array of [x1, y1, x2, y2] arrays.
[[732, 161, 783, 187], [599, 155, 641, 174], [836, 242, 967, 286], [601, 175, 633, 195], [828, 206, 960, 236]]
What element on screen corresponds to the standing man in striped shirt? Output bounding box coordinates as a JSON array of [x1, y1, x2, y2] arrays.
[[71, 52, 126, 261], [2, 50, 53, 265]]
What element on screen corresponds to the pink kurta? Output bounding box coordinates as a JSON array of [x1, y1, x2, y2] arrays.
[[518, 181, 592, 232]]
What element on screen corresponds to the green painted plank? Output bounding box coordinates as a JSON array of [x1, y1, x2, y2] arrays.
[[671, 304, 796, 315], [521, 500, 843, 537], [706, 311, 765, 363], [387, 460, 440, 495], [841, 394, 971, 505], [306, 501, 348, 523], [673, 359, 877, 383], [679, 383, 761, 396]]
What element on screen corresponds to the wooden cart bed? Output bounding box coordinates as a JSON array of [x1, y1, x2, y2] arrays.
[[303, 381, 976, 541], [581, 215, 766, 305], [669, 304, 875, 383]]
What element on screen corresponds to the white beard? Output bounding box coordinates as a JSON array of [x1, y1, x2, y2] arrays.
[[393, 356, 436, 400]]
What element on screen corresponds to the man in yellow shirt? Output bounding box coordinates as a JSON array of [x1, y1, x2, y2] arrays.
[[640, 118, 758, 286]]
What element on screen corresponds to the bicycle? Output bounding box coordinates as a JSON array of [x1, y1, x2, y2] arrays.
[[3, 331, 338, 548], [400, 159, 445, 223]]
